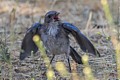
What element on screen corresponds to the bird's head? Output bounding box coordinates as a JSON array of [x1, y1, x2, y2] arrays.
[[44, 11, 60, 23]]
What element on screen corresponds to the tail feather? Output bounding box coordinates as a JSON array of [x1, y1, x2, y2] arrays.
[[70, 46, 83, 64]]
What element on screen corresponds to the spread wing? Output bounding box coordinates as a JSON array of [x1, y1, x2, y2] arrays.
[[20, 22, 42, 60], [62, 22, 100, 57]]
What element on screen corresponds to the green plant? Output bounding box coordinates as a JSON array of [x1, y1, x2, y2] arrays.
[[0, 39, 10, 63]]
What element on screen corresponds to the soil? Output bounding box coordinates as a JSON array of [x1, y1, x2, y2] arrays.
[[0, 0, 119, 80]]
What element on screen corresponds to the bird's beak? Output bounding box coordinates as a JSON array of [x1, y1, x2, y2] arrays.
[[54, 12, 60, 21], [56, 12, 60, 16]]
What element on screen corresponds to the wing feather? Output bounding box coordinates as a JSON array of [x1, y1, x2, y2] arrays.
[[62, 22, 100, 57]]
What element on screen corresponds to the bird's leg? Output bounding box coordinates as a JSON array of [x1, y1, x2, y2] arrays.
[[66, 52, 72, 73], [48, 54, 55, 69], [42, 55, 55, 75]]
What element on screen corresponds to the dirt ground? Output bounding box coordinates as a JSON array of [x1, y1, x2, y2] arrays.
[[0, 0, 119, 80]]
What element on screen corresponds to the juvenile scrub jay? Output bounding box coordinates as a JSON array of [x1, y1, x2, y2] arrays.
[[20, 11, 100, 72]]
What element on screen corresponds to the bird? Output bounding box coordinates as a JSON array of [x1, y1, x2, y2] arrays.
[[20, 11, 100, 72]]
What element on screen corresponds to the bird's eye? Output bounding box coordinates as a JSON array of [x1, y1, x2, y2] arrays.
[[48, 15, 52, 18]]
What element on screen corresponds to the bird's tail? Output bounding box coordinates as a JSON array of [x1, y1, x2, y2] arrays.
[[70, 46, 83, 64]]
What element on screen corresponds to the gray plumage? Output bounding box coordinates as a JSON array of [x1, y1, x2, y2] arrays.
[[20, 11, 100, 72]]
